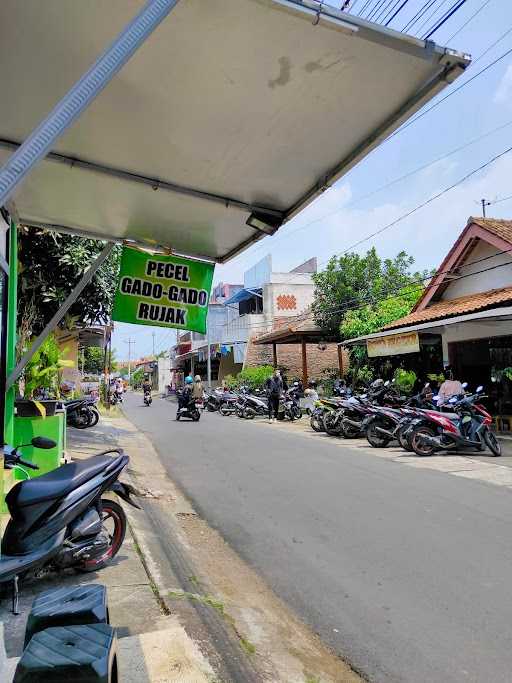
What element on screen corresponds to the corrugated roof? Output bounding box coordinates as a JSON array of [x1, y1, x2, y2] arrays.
[[384, 285, 512, 330]]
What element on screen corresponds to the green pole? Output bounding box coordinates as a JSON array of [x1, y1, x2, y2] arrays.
[[4, 219, 17, 443]]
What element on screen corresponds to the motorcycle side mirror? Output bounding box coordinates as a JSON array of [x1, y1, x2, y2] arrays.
[[476, 385, 483, 393], [462, 382, 468, 389], [424, 382, 430, 388], [31, 436, 56, 449], [449, 396, 458, 404]]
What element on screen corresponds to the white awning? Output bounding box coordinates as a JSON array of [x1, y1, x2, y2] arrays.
[[342, 307, 512, 345], [0, 0, 469, 261]]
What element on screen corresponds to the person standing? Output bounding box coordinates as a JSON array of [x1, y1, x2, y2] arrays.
[[192, 375, 204, 401], [438, 366, 463, 406], [266, 369, 283, 423]]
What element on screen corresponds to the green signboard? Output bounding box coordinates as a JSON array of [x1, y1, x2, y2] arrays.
[[112, 247, 215, 334]]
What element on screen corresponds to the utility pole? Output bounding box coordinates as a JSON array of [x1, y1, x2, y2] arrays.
[[206, 316, 212, 389], [481, 198, 491, 217], [124, 338, 134, 384]]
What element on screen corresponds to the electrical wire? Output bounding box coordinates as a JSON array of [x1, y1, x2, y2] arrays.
[[231, 117, 512, 264], [221, 253, 512, 332], [422, 0, 468, 39], [402, 0, 439, 33], [413, 0, 451, 36], [472, 26, 512, 67], [445, 0, 492, 43], [367, 0, 389, 21], [379, 0, 405, 23], [358, 0, 375, 16], [374, 0, 399, 22], [489, 193, 512, 206], [385, 0, 411, 26], [387, 46, 512, 142]]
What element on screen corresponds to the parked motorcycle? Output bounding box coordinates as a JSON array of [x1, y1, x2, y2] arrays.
[[310, 397, 342, 432], [410, 387, 500, 457], [239, 392, 269, 419], [279, 388, 303, 421], [1, 439, 139, 614], [65, 397, 99, 429]]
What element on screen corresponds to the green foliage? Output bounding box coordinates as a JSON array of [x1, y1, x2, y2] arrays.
[[222, 374, 238, 389], [82, 346, 117, 375], [236, 365, 273, 390], [312, 247, 426, 337], [130, 367, 144, 388], [23, 333, 74, 398], [339, 284, 423, 341], [393, 368, 417, 394], [18, 226, 121, 337], [427, 372, 445, 385]]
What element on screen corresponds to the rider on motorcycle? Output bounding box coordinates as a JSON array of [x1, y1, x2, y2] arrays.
[[142, 376, 152, 394], [179, 376, 194, 409]]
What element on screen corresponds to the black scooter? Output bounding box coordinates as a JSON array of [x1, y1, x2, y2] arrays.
[[176, 393, 201, 421], [1, 438, 139, 614], [65, 398, 99, 429], [143, 390, 152, 406]]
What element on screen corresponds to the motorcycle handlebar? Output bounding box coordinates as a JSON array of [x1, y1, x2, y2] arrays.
[[17, 457, 39, 470]]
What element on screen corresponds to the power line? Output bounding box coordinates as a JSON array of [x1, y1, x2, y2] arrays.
[[472, 26, 512, 67], [402, 0, 438, 33], [422, 0, 468, 40], [489, 193, 512, 206], [232, 117, 512, 264], [445, 0, 493, 43], [385, 0, 411, 26], [387, 46, 512, 142], [414, 0, 451, 36]]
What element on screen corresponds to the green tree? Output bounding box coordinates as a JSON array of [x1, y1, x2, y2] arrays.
[[18, 226, 121, 340], [312, 248, 424, 337], [82, 346, 118, 375]]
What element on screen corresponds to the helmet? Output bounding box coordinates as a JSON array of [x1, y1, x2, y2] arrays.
[[194, 375, 201, 382], [370, 379, 384, 390], [185, 376, 193, 384]]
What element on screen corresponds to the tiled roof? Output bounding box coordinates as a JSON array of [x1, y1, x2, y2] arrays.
[[383, 285, 512, 330], [470, 217, 512, 244]]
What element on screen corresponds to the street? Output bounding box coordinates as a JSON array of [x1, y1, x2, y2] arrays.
[[124, 392, 512, 683]]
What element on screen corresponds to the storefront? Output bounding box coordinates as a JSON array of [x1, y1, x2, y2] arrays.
[[343, 217, 512, 429]]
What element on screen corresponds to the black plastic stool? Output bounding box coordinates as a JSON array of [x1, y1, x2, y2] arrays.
[[14, 623, 117, 682], [24, 584, 109, 648]]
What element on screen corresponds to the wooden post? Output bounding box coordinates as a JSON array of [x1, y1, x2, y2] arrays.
[[272, 342, 277, 369], [301, 338, 308, 386], [337, 345, 344, 377]]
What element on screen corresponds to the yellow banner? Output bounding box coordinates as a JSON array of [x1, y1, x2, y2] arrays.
[[367, 331, 420, 358]]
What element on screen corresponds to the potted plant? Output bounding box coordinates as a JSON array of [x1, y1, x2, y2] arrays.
[[16, 333, 74, 417]]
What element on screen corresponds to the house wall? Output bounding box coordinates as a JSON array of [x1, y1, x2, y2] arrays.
[[441, 241, 512, 300], [263, 281, 315, 323]]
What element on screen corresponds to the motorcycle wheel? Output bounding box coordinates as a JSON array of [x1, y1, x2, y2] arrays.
[[219, 404, 230, 416], [484, 429, 501, 456], [411, 426, 436, 457], [207, 404, 217, 412], [341, 421, 360, 439], [310, 415, 324, 432], [80, 499, 126, 572], [192, 410, 201, 422], [366, 420, 391, 448], [88, 408, 100, 427], [72, 411, 92, 429], [243, 407, 255, 419], [398, 428, 413, 452]]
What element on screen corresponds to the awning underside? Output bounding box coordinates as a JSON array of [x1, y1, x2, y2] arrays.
[[0, 0, 469, 261]]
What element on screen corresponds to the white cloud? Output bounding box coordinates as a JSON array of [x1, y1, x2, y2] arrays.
[[494, 64, 512, 104]]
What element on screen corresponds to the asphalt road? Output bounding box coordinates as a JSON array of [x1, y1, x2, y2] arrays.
[[123, 392, 512, 683]]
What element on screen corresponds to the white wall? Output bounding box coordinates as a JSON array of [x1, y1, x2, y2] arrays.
[[263, 281, 315, 322], [442, 241, 512, 300]]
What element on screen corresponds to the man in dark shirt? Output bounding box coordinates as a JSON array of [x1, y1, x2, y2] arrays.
[[266, 369, 283, 423]]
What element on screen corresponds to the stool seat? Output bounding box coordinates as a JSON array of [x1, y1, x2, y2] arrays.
[[14, 623, 117, 682], [24, 584, 109, 649]]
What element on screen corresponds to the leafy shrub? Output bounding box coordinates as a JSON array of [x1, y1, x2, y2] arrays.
[[393, 368, 416, 394], [23, 333, 74, 398], [236, 365, 273, 390]]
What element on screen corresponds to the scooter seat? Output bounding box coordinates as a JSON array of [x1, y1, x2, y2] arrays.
[[7, 455, 115, 508], [64, 399, 86, 409]]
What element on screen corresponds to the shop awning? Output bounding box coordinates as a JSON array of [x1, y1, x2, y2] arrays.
[[253, 312, 328, 345], [342, 306, 512, 346], [0, 0, 469, 262], [224, 288, 263, 305]]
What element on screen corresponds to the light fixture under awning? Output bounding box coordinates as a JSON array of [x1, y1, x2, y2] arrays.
[[0, 0, 470, 262]]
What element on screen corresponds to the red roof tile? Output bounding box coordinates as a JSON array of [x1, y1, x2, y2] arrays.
[[383, 285, 512, 330], [470, 217, 512, 244]]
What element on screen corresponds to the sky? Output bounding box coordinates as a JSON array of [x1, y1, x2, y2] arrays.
[[113, 0, 512, 360]]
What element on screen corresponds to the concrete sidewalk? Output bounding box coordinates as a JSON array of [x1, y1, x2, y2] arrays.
[[0, 418, 220, 683]]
